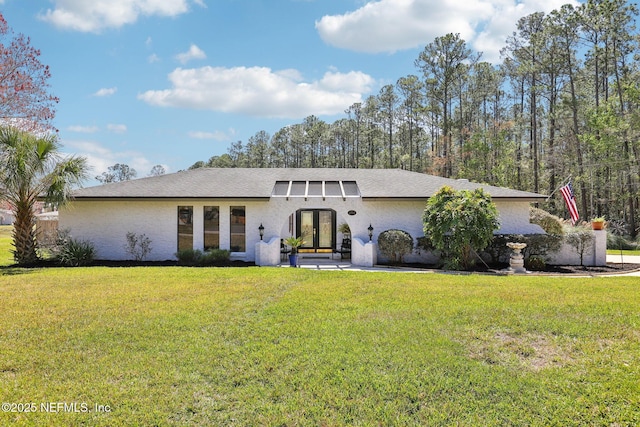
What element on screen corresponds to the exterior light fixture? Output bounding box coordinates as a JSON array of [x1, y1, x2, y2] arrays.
[[259, 223, 264, 240], [368, 224, 373, 241]]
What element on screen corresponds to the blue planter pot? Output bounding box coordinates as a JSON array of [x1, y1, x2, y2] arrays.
[[289, 254, 298, 267]]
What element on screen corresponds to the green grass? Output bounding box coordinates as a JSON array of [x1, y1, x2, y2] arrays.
[[0, 225, 14, 266], [607, 249, 640, 256], [1, 227, 639, 425]]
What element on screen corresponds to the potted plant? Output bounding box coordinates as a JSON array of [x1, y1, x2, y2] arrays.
[[591, 217, 605, 230], [284, 235, 305, 267], [338, 223, 351, 239]]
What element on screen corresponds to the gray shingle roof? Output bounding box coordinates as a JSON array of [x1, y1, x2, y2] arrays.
[[71, 168, 546, 200]]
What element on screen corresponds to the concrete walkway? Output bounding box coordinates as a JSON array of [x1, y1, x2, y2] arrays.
[[278, 255, 640, 276], [280, 258, 428, 272], [281, 260, 398, 272], [605, 254, 640, 277], [606, 254, 640, 265]]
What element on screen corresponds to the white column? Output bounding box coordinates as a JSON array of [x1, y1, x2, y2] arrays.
[[351, 237, 377, 267], [364, 241, 378, 267], [593, 230, 607, 266], [255, 237, 281, 266]]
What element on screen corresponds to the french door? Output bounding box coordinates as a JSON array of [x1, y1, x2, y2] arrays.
[[296, 209, 336, 253]]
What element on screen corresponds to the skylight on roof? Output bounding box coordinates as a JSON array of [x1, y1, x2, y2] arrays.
[[272, 180, 360, 200]]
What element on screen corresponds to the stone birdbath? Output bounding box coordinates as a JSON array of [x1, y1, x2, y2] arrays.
[[506, 242, 528, 274]]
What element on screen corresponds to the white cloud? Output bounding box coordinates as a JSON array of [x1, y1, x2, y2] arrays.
[[38, 0, 204, 32], [93, 87, 117, 97], [63, 139, 156, 183], [188, 129, 235, 141], [138, 66, 375, 118], [107, 124, 127, 133], [175, 44, 206, 64], [148, 53, 161, 63], [315, 0, 579, 63], [66, 124, 126, 134], [68, 125, 99, 133]]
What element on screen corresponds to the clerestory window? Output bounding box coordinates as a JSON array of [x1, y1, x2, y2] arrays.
[[271, 180, 360, 200]]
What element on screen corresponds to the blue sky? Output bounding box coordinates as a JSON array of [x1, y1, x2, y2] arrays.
[[1, 0, 576, 184]]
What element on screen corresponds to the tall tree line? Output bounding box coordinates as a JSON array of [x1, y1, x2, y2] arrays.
[[192, 0, 640, 236]]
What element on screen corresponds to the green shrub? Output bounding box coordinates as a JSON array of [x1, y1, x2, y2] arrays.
[[525, 233, 563, 258], [607, 233, 638, 250], [530, 207, 564, 235], [525, 256, 546, 271], [56, 238, 96, 267], [423, 186, 499, 270], [483, 234, 563, 265], [416, 235, 436, 252], [175, 249, 203, 266], [483, 234, 524, 264], [378, 229, 414, 264], [199, 249, 231, 266], [176, 248, 231, 266]]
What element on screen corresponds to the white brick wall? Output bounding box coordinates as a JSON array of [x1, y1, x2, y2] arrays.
[[494, 201, 545, 234], [59, 200, 269, 261], [59, 197, 552, 264], [547, 229, 606, 266], [60, 200, 176, 261]]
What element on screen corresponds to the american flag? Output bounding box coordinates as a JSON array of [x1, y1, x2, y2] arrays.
[[560, 181, 579, 225]]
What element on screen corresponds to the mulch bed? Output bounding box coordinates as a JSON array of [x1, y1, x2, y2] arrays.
[[91, 260, 255, 268], [532, 263, 640, 275], [389, 262, 640, 275], [2, 259, 255, 269], [5, 259, 639, 276]]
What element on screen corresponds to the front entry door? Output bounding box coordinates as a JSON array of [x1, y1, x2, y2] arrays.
[[297, 209, 336, 253]]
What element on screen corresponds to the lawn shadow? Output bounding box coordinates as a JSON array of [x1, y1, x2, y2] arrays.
[[0, 265, 37, 276], [0, 258, 58, 275]]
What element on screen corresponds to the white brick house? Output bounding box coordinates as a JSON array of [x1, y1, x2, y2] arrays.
[[59, 168, 549, 266]]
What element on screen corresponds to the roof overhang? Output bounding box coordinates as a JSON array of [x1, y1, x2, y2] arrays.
[[70, 197, 271, 202], [361, 196, 547, 202]]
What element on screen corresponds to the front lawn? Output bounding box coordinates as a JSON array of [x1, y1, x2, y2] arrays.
[[608, 249, 640, 256], [1, 265, 638, 426], [0, 225, 13, 266]]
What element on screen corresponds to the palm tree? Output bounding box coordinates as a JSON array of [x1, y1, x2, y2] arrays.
[[0, 127, 88, 265]]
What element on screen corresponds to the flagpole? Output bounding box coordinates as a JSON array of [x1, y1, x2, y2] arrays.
[[545, 175, 572, 202]]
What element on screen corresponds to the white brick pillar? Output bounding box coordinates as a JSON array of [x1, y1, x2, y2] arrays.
[[255, 237, 280, 266], [593, 230, 607, 266], [352, 237, 377, 267], [364, 241, 378, 267]]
